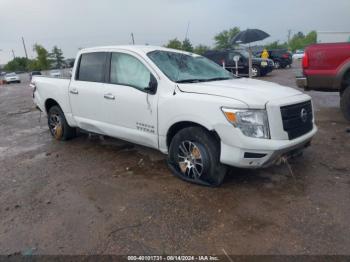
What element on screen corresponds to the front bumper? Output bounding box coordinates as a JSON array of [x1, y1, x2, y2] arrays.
[[261, 66, 274, 74], [5, 78, 20, 83], [219, 125, 317, 168]]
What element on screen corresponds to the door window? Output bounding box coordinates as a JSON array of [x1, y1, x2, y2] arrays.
[[76, 52, 107, 82], [110, 53, 151, 91]]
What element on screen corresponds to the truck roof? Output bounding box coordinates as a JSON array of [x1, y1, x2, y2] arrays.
[[80, 45, 193, 55]]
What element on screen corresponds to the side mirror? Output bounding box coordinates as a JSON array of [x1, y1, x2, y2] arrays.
[[145, 74, 157, 94]]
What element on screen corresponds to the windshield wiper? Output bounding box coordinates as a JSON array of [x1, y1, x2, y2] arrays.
[[176, 77, 233, 83], [176, 79, 206, 83]]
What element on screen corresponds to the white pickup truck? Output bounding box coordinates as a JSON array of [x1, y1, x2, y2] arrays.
[[32, 45, 317, 186]]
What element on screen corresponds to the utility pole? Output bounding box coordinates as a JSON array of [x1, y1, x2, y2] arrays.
[[0, 49, 2, 70], [287, 29, 292, 46], [22, 37, 28, 60], [185, 21, 190, 40], [131, 33, 135, 45], [11, 50, 15, 59]]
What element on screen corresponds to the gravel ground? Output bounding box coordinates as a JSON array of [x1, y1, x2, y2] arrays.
[[0, 66, 349, 255]]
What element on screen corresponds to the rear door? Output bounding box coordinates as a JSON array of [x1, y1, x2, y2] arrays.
[[69, 52, 109, 133]]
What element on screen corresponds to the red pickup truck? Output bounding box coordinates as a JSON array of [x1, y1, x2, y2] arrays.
[[296, 42, 350, 120]]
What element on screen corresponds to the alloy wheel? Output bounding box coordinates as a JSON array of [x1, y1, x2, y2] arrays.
[[177, 141, 204, 179], [251, 67, 258, 77], [48, 113, 63, 139]]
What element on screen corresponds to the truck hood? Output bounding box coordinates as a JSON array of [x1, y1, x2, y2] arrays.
[[178, 78, 302, 108]]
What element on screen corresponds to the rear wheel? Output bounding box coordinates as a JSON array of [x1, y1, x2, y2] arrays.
[[340, 87, 350, 121], [48, 105, 76, 140], [168, 127, 227, 186]]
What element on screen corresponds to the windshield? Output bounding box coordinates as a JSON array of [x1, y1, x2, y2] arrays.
[[6, 73, 16, 76], [147, 50, 233, 83]]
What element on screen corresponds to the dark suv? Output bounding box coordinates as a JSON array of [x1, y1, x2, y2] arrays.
[[256, 49, 292, 69], [203, 49, 274, 77]]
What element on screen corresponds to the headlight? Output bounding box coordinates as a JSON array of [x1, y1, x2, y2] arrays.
[[221, 108, 270, 139]]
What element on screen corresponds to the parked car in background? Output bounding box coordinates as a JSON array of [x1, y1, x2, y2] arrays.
[[31, 45, 317, 186], [203, 49, 274, 77], [293, 50, 305, 60], [256, 49, 292, 69], [30, 71, 42, 80], [296, 42, 350, 120], [4, 72, 20, 83], [50, 70, 61, 78]]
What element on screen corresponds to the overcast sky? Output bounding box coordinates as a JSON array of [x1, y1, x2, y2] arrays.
[[1, 0, 349, 63]]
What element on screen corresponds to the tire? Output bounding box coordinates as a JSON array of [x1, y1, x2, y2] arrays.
[[280, 64, 287, 69], [340, 87, 350, 121], [251, 66, 261, 77], [168, 127, 227, 186], [47, 105, 76, 140]]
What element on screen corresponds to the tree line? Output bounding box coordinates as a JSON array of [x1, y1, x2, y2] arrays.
[[3, 44, 65, 72], [3, 28, 317, 72], [165, 27, 317, 54]]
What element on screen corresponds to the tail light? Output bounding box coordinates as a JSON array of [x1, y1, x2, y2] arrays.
[[282, 53, 289, 58], [302, 52, 309, 69]]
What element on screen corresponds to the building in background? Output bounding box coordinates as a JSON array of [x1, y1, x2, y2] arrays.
[[317, 31, 350, 43]]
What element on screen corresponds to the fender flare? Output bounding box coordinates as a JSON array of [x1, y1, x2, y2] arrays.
[[334, 59, 350, 91]]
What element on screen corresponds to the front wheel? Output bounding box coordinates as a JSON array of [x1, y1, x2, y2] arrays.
[[274, 61, 280, 69], [340, 87, 350, 121], [48, 105, 76, 140], [168, 127, 227, 186], [251, 66, 261, 77]]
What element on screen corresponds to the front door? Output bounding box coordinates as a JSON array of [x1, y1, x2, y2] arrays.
[[100, 52, 159, 149]]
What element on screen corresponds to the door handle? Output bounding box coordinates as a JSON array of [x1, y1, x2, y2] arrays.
[[70, 89, 79, 95], [104, 93, 115, 100]]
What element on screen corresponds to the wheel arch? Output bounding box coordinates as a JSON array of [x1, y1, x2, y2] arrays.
[[340, 69, 350, 95], [335, 60, 350, 94], [45, 98, 61, 113], [166, 121, 221, 150]]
